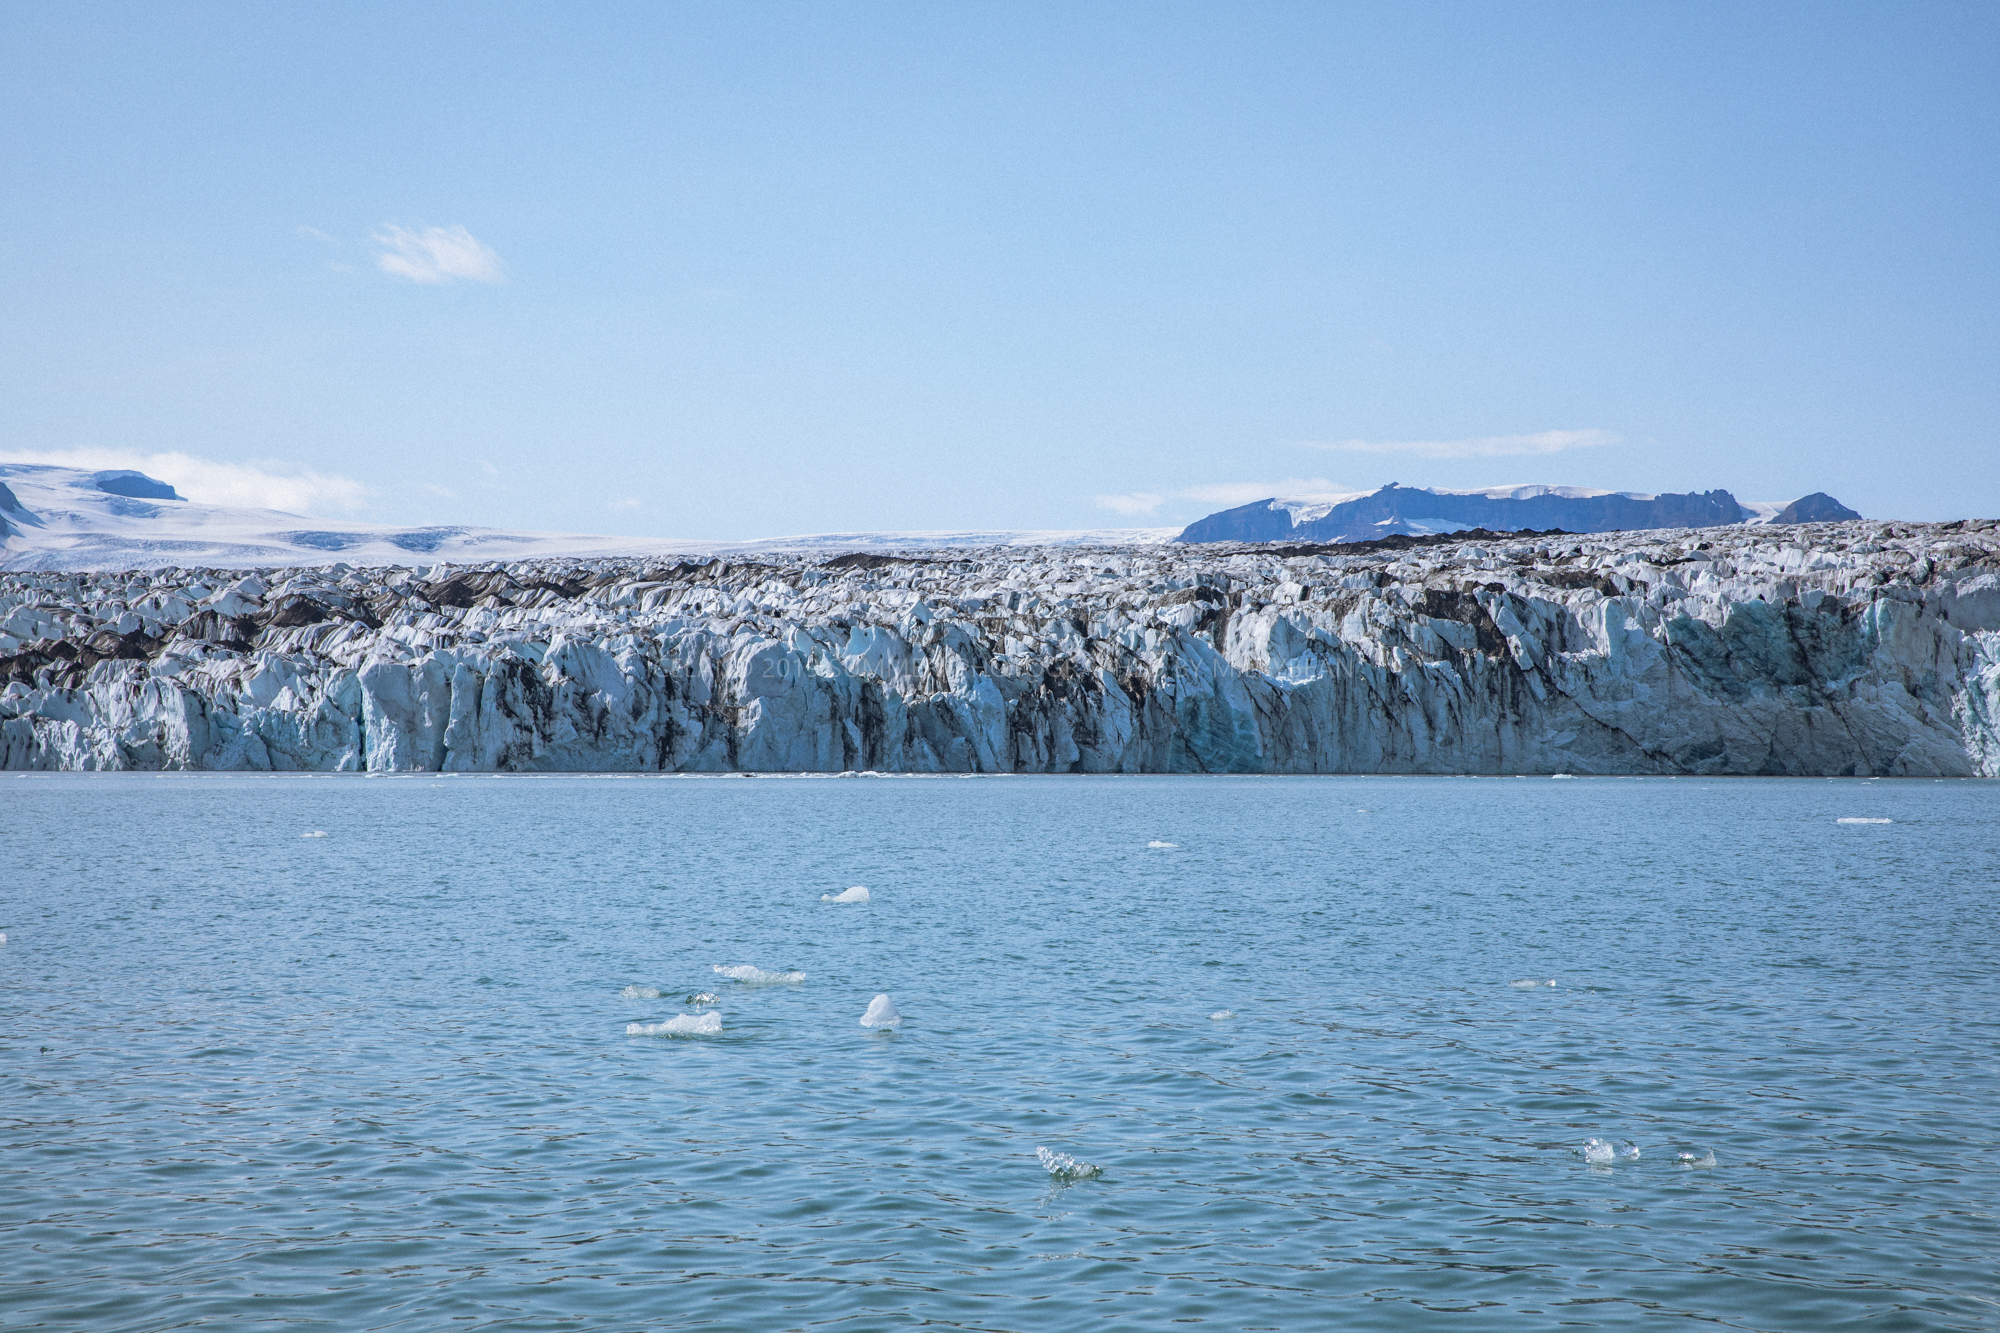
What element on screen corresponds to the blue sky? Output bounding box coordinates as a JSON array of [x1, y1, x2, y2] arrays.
[[2, 2, 1995, 536]]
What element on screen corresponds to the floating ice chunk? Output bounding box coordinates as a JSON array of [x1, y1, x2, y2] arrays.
[[1036, 1145, 1101, 1180], [685, 992, 720, 1005], [1147, 840, 1178, 848], [821, 885, 871, 903], [1836, 817, 1892, 824], [1209, 1009, 1234, 1021], [301, 830, 329, 838], [859, 993, 902, 1028], [1618, 1140, 1641, 1159], [1551, 773, 1576, 780], [1676, 1148, 1718, 1167], [627, 1012, 723, 1037], [619, 984, 663, 1000], [0, 932, 7, 944], [1509, 978, 1556, 988], [714, 964, 806, 985], [1582, 1137, 1617, 1164]]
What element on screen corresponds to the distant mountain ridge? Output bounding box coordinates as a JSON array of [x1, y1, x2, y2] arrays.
[[1174, 483, 1860, 544], [0, 465, 1176, 571]]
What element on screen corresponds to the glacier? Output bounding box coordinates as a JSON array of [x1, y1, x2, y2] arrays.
[[0, 463, 1176, 571], [2, 518, 1997, 776]]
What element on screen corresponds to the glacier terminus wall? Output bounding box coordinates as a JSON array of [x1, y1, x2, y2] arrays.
[[3, 520, 1998, 776]]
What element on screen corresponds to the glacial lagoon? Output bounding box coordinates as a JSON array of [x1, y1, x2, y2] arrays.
[[3, 773, 1997, 1330]]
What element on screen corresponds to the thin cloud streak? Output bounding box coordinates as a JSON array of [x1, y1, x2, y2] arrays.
[[1094, 478, 1362, 516], [1307, 429, 1617, 459], [373, 224, 506, 285]]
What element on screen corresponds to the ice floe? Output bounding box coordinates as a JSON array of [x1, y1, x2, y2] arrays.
[[627, 1012, 723, 1037], [1510, 978, 1556, 988], [714, 964, 806, 985], [300, 830, 328, 838], [1036, 1145, 1101, 1181], [1208, 1009, 1234, 1021], [1676, 1148, 1718, 1167], [1582, 1137, 1639, 1164], [858, 993, 902, 1028], [618, 984, 664, 1000], [1836, 817, 1893, 824], [821, 885, 871, 903], [1147, 840, 1178, 848]]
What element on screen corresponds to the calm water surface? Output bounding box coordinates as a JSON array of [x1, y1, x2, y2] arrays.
[[2, 773, 1997, 1331]]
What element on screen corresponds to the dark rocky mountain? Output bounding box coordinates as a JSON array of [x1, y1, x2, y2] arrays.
[[1174, 483, 1858, 544], [1773, 492, 1862, 524]]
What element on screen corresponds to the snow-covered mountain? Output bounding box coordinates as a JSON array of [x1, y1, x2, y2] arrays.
[[0, 465, 1176, 571], [1174, 483, 1860, 544]]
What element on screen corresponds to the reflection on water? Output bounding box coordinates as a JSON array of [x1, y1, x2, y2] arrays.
[[3, 772, 1997, 1330]]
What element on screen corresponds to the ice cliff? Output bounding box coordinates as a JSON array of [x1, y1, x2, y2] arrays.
[[3, 519, 1997, 776]]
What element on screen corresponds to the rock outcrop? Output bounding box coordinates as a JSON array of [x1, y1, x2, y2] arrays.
[[3, 519, 1996, 776]]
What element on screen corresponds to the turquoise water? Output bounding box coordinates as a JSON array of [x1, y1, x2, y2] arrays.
[[3, 773, 1997, 1331]]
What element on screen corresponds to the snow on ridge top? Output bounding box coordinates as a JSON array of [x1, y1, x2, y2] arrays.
[[1422, 483, 1638, 501], [1268, 493, 1372, 526]]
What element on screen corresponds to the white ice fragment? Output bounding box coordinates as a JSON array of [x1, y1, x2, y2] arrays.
[[1676, 1149, 1718, 1167], [821, 885, 871, 903], [1836, 817, 1892, 824], [1209, 1009, 1234, 1020], [1509, 978, 1556, 988], [300, 830, 329, 838], [1618, 1140, 1641, 1159], [1582, 1137, 1616, 1164], [1036, 1145, 1101, 1180], [859, 993, 902, 1028], [0, 932, 7, 944], [619, 984, 663, 1000], [1147, 840, 1178, 848], [626, 1012, 723, 1037], [1550, 773, 1576, 780], [713, 964, 806, 985], [686, 991, 721, 1005]]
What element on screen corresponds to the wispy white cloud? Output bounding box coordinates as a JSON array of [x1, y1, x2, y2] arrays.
[[1092, 491, 1166, 516], [1305, 429, 1617, 459], [0, 447, 369, 515], [373, 224, 506, 285], [1094, 478, 1363, 516]]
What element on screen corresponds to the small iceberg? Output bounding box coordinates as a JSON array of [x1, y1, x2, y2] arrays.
[[619, 984, 664, 1000], [858, 993, 902, 1028], [685, 991, 721, 1005], [1036, 1145, 1101, 1181], [1209, 1009, 1234, 1021], [821, 885, 871, 903], [1509, 979, 1556, 989], [0, 932, 7, 945], [627, 1012, 723, 1037], [1550, 773, 1576, 780], [1618, 1140, 1641, 1159], [713, 964, 806, 985], [1582, 1137, 1617, 1164], [301, 830, 329, 838], [1147, 840, 1178, 849], [1676, 1148, 1718, 1168], [1836, 817, 1892, 825]]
